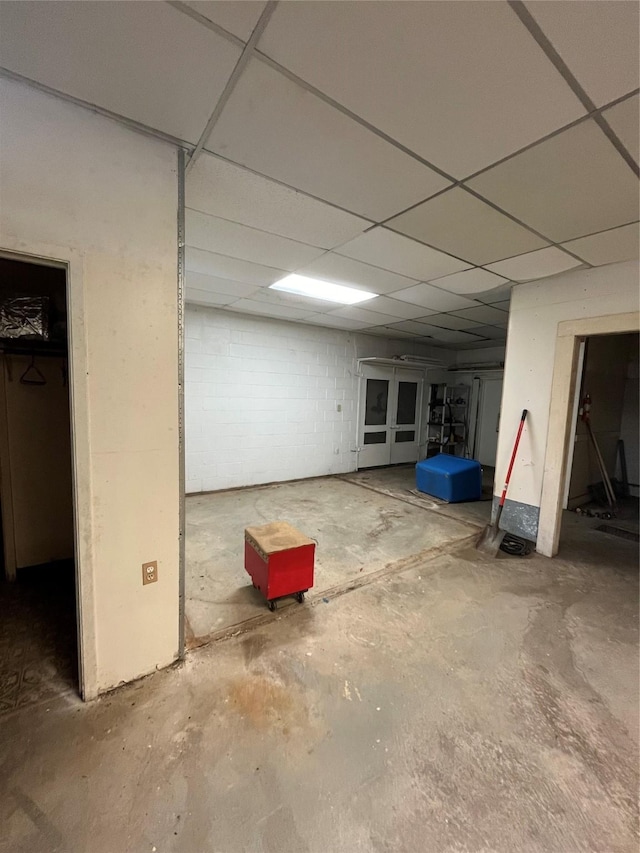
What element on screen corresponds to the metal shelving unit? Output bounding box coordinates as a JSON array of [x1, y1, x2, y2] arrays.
[[426, 382, 470, 457]]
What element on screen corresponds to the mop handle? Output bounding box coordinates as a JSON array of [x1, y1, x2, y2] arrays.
[[498, 409, 528, 508]]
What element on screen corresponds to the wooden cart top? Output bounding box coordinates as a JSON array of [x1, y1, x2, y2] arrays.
[[244, 521, 315, 555]]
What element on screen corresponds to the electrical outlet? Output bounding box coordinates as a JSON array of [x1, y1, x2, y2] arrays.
[[142, 560, 158, 585]]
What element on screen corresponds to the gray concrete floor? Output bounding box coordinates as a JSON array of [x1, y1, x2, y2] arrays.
[[1, 483, 638, 853], [185, 471, 486, 644]]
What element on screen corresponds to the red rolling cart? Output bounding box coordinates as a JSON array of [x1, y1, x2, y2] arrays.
[[244, 521, 315, 611]]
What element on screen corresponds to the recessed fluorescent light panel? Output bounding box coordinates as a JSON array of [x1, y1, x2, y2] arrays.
[[270, 274, 377, 305]]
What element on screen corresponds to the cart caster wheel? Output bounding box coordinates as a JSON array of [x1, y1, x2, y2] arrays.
[[296, 592, 305, 604], [268, 600, 277, 612]]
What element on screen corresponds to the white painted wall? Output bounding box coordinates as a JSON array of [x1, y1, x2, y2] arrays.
[[0, 78, 180, 696], [497, 261, 640, 535], [185, 305, 449, 491]]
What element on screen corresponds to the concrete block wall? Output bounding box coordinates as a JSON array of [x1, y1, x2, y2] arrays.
[[185, 306, 449, 492]]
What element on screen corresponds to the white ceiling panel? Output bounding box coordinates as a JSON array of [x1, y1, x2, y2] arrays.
[[390, 283, 478, 313], [183, 1, 266, 42], [410, 326, 487, 345], [369, 327, 427, 340], [303, 314, 371, 331], [468, 325, 507, 340], [603, 95, 640, 165], [386, 188, 549, 266], [186, 209, 325, 270], [427, 314, 484, 331], [206, 59, 451, 220], [229, 299, 314, 321], [185, 287, 237, 307], [468, 121, 640, 243], [364, 296, 439, 321], [244, 285, 336, 313], [451, 304, 510, 325], [486, 247, 582, 281], [335, 228, 470, 281], [561, 223, 640, 267], [326, 306, 402, 326], [186, 153, 370, 248], [258, 1, 584, 178], [0, 1, 241, 143], [386, 320, 443, 336], [186, 247, 284, 286], [429, 267, 510, 295], [296, 253, 418, 296], [185, 271, 259, 300], [524, 1, 640, 107], [474, 285, 514, 305]]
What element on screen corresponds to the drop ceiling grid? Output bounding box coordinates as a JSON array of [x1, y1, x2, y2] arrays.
[[182, 0, 637, 269], [1, 2, 637, 335]]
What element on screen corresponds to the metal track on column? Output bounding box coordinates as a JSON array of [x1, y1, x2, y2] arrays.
[[177, 147, 186, 660]]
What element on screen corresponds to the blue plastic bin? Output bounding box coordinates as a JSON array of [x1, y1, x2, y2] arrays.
[[416, 454, 482, 503]]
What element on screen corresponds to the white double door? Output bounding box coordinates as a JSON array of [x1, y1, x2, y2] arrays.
[[358, 365, 423, 468]]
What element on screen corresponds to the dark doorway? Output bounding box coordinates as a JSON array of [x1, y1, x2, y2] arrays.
[[0, 257, 77, 714]]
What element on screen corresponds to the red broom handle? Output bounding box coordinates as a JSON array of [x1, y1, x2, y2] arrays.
[[498, 409, 528, 508]]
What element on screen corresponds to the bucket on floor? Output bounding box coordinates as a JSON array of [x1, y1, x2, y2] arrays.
[[416, 454, 482, 503]]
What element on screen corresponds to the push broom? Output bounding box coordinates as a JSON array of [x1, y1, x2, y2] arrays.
[[477, 409, 528, 556]]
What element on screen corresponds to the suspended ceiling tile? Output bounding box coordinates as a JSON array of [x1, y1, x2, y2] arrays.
[[304, 314, 371, 331], [335, 228, 470, 281], [185, 271, 259, 299], [426, 314, 484, 331], [245, 285, 333, 313], [386, 320, 442, 336], [450, 304, 510, 325], [429, 267, 510, 295], [391, 283, 478, 313], [561, 223, 640, 266], [326, 306, 402, 326], [386, 188, 548, 266], [524, 1, 640, 107], [228, 299, 314, 321], [0, 2, 241, 143], [296, 253, 417, 296], [371, 327, 426, 340], [365, 296, 439, 321], [413, 326, 487, 345], [474, 285, 514, 305], [185, 287, 238, 307], [486, 246, 582, 282], [467, 325, 507, 340], [183, 1, 266, 41], [258, 1, 584, 177], [206, 59, 450, 220], [468, 121, 640, 243], [186, 209, 325, 271], [186, 247, 284, 286], [603, 95, 640, 164], [186, 154, 371, 248]]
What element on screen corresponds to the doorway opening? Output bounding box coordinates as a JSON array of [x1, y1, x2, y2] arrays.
[[564, 331, 639, 540], [0, 256, 78, 714], [358, 364, 424, 469]]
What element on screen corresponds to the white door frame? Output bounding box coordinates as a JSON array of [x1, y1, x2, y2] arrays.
[[356, 363, 424, 469], [0, 243, 97, 700], [537, 311, 639, 557]]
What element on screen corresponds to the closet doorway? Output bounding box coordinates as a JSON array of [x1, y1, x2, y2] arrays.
[[0, 256, 78, 714], [358, 364, 424, 468]]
